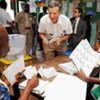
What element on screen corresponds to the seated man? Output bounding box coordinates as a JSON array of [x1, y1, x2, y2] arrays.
[[0, 23, 39, 99], [0, 74, 39, 100]]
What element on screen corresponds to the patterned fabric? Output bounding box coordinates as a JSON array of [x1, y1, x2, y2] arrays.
[[0, 83, 10, 100]]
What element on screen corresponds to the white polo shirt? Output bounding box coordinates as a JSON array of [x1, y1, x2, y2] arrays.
[[0, 8, 12, 27], [38, 14, 72, 39]]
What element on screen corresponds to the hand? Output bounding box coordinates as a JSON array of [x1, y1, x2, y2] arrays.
[[26, 75, 39, 91], [76, 69, 87, 82], [43, 38, 49, 46], [54, 38, 62, 46], [19, 75, 39, 100], [15, 72, 24, 83]]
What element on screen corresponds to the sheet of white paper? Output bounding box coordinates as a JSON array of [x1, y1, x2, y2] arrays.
[[23, 66, 37, 79], [38, 65, 44, 78], [69, 39, 100, 76], [43, 73, 87, 100], [3, 56, 25, 85], [19, 79, 50, 94], [58, 62, 78, 75], [38, 66, 58, 78], [48, 38, 57, 45]]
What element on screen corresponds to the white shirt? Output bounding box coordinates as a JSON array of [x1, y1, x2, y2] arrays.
[[38, 14, 72, 39], [74, 18, 80, 34], [0, 8, 12, 27]]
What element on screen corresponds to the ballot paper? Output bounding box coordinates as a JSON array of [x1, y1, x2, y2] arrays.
[[19, 79, 50, 94], [48, 38, 57, 45], [23, 66, 37, 79], [58, 62, 78, 75], [69, 39, 100, 76], [38, 66, 58, 78], [43, 73, 87, 100], [3, 56, 25, 85]]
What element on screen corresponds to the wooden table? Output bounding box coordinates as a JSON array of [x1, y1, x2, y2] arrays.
[[20, 55, 70, 100]]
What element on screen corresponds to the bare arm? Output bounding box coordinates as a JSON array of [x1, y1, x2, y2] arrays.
[[19, 75, 39, 100], [75, 69, 100, 84], [39, 33, 49, 46]]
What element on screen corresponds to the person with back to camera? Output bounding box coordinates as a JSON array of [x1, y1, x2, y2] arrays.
[[0, 23, 39, 100], [38, 0, 73, 60]]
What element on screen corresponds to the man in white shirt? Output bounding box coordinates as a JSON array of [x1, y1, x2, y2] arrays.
[[0, 1, 13, 34], [38, 0, 72, 60]]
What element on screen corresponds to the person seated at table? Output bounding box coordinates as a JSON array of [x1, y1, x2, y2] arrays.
[[0, 23, 39, 99], [0, 73, 39, 100], [75, 40, 100, 84], [75, 40, 100, 100]]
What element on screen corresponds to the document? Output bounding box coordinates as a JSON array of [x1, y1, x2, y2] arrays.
[[19, 79, 50, 94], [3, 56, 25, 85], [38, 66, 58, 78], [43, 73, 87, 100], [23, 66, 37, 79], [58, 62, 78, 75], [48, 38, 57, 45], [69, 39, 100, 76]]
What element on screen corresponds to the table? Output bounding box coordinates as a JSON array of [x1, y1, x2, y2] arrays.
[[20, 56, 87, 100]]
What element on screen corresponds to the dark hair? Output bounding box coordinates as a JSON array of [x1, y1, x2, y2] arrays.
[[43, 6, 47, 13], [75, 7, 83, 18], [0, 1, 7, 9], [48, 0, 61, 11], [24, 3, 29, 12]]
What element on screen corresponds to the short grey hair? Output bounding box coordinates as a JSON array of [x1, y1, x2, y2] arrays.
[[48, 0, 61, 11]]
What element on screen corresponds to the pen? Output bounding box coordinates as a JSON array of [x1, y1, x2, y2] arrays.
[[41, 91, 45, 95], [21, 69, 26, 74]]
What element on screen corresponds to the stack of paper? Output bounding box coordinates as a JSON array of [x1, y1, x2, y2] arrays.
[[19, 79, 50, 94], [23, 66, 37, 79], [38, 66, 58, 78], [58, 62, 78, 75]]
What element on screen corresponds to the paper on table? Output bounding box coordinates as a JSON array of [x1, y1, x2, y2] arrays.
[[3, 56, 25, 85], [23, 66, 37, 79], [38, 66, 58, 78], [48, 38, 57, 45], [58, 62, 78, 75], [19, 79, 50, 94], [43, 73, 87, 100]]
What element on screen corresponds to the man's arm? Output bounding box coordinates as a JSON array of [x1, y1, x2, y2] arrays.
[[39, 33, 49, 46], [75, 69, 100, 84], [19, 75, 39, 100]]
